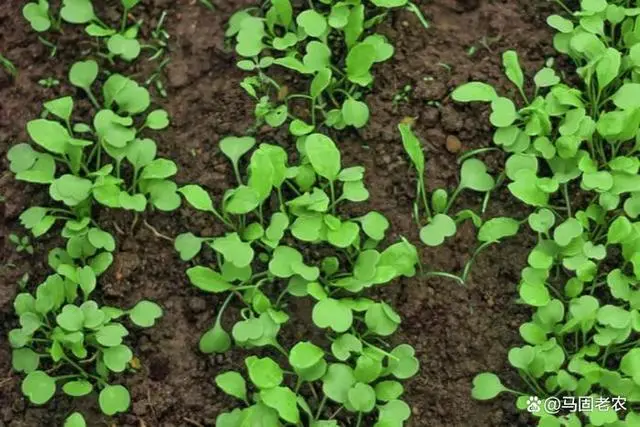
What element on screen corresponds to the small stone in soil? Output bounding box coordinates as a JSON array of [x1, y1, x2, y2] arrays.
[[446, 135, 462, 153]]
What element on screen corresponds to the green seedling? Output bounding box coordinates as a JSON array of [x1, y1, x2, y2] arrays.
[[38, 76, 60, 88], [17, 272, 30, 290], [9, 233, 34, 255], [456, 1, 640, 424], [10, 232, 163, 416], [7, 60, 179, 242], [175, 133, 420, 425], [0, 53, 17, 77], [199, 0, 215, 11], [23, 0, 147, 63], [393, 84, 412, 109], [399, 123, 518, 284], [227, 0, 409, 132]]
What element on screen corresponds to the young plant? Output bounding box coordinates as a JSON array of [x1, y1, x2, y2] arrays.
[[9, 233, 34, 255], [38, 76, 61, 88], [455, 1, 640, 424], [399, 123, 519, 284], [23, 0, 149, 63], [227, 0, 421, 133], [175, 133, 420, 425], [0, 53, 17, 77], [9, 235, 163, 417], [7, 59, 179, 241]]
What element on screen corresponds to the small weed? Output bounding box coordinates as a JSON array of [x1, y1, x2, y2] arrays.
[[37, 76, 60, 88], [0, 53, 18, 77], [9, 234, 34, 255]]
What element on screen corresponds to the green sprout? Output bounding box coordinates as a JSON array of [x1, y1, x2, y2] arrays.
[[10, 242, 163, 417], [7, 60, 179, 243], [0, 53, 18, 77], [453, 1, 640, 424], [9, 233, 34, 255], [175, 133, 420, 425], [38, 76, 60, 88]]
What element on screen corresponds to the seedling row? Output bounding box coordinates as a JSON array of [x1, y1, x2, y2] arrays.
[[3, 0, 640, 426]]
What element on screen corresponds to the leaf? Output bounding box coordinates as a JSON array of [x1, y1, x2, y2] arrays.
[[398, 124, 424, 174], [44, 97, 74, 121], [347, 383, 376, 413], [503, 50, 524, 91], [261, 387, 300, 423], [27, 119, 69, 154], [187, 266, 233, 293], [612, 83, 640, 110], [69, 60, 98, 89], [419, 214, 456, 247], [247, 356, 283, 389], [451, 82, 498, 102], [199, 323, 231, 353], [145, 109, 170, 130], [64, 413, 86, 427], [178, 185, 214, 212], [174, 232, 203, 261], [346, 43, 376, 85], [225, 186, 260, 214], [534, 68, 560, 88], [289, 341, 325, 371], [99, 385, 130, 416], [342, 98, 369, 128], [23, 2, 51, 32], [490, 97, 517, 127], [311, 68, 332, 98], [21, 371, 56, 405], [305, 134, 341, 181], [8, 144, 38, 173], [596, 48, 621, 90], [61, 0, 95, 24], [140, 159, 177, 180], [312, 298, 353, 332], [358, 211, 389, 241], [103, 345, 133, 372], [471, 373, 506, 400], [553, 218, 583, 246], [297, 10, 327, 37], [56, 304, 84, 331], [215, 371, 247, 401], [322, 364, 356, 404], [129, 300, 162, 327], [460, 159, 495, 191], [478, 217, 520, 242]]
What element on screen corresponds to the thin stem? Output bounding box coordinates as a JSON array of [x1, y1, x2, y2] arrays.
[[422, 270, 465, 286], [84, 88, 101, 110], [563, 184, 572, 217], [444, 185, 463, 214], [315, 395, 327, 420]]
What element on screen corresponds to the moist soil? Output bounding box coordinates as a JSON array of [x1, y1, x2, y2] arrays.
[[0, 0, 559, 426]]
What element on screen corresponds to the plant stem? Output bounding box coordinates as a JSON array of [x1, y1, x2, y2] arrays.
[[355, 412, 363, 427], [315, 395, 327, 420]]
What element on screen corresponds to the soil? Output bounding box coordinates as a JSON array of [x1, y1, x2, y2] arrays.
[[0, 0, 560, 426]]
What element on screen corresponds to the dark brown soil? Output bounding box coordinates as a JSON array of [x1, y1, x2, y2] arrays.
[[0, 0, 558, 426]]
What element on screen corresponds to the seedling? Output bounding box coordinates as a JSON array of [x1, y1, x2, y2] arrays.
[[23, 0, 148, 63], [227, 0, 411, 132], [7, 60, 179, 243], [0, 53, 17, 77], [38, 76, 60, 88], [392, 84, 412, 110], [10, 240, 163, 417], [455, 1, 640, 424], [399, 123, 519, 284], [9, 233, 34, 255], [176, 133, 420, 425]]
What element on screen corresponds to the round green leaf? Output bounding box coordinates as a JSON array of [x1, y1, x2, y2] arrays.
[[99, 385, 130, 416], [21, 371, 56, 405]]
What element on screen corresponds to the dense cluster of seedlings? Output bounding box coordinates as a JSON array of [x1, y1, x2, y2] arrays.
[[457, 0, 640, 425]]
